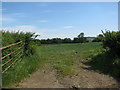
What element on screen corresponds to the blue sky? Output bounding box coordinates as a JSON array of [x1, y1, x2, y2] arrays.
[[2, 2, 118, 39]]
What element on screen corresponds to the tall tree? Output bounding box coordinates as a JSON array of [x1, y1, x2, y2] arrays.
[[78, 32, 84, 38]]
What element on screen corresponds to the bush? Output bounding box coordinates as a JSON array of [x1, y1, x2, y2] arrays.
[[92, 34, 103, 42], [102, 30, 120, 57], [90, 30, 120, 78], [1, 30, 39, 57], [73, 37, 88, 43], [74, 32, 88, 43], [62, 38, 72, 43], [1, 30, 40, 87], [90, 50, 120, 77]]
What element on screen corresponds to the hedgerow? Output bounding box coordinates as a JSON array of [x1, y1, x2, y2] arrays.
[[1, 30, 39, 57], [90, 30, 120, 78], [102, 30, 120, 57]]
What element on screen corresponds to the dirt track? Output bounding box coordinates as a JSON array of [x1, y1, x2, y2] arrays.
[[17, 60, 119, 88], [17, 64, 64, 88]]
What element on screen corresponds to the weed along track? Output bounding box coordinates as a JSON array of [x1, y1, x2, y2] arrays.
[[17, 43, 119, 88]]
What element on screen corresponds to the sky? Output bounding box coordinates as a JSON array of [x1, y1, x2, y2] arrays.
[[1, 2, 118, 39]]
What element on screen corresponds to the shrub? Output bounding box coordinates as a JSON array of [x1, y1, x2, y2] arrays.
[[62, 38, 72, 43], [92, 34, 103, 42], [90, 30, 120, 78], [102, 30, 120, 57], [1, 30, 39, 57]]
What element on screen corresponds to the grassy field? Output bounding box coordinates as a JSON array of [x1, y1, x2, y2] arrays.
[[3, 42, 102, 87], [39, 42, 102, 77]]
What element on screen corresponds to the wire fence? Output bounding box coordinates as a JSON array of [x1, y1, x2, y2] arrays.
[[1, 41, 23, 73]]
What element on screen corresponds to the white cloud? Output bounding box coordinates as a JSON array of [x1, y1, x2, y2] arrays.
[[10, 13, 26, 17], [0, 17, 15, 22], [2, 25, 38, 32], [1, 25, 77, 39], [1, 25, 68, 39], [39, 31, 78, 39], [1, 25, 45, 38], [0, 9, 7, 11], [64, 26, 73, 29], [38, 20, 48, 23]]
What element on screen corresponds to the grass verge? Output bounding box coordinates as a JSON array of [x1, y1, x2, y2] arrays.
[[2, 46, 48, 88], [90, 51, 120, 78]]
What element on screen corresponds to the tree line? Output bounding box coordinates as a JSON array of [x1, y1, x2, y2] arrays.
[[39, 32, 90, 44]]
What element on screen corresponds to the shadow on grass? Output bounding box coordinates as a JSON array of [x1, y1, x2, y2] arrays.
[[80, 52, 120, 87]]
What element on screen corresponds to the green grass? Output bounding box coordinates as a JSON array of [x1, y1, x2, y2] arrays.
[[90, 50, 120, 78], [3, 41, 120, 87], [2, 30, 40, 87], [39, 42, 102, 77], [2, 46, 48, 87], [3, 42, 102, 87]]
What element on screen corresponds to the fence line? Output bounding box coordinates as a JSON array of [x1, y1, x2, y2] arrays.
[[0, 41, 22, 50], [2, 50, 22, 67], [1, 41, 23, 73], [2, 57, 22, 74], [1, 46, 23, 60]]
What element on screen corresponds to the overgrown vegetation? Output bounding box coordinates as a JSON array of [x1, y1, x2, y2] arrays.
[[2, 30, 39, 56], [1, 30, 41, 87], [102, 30, 120, 57], [2, 47, 43, 87], [92, 34, 103, 42], [90, 30, 120, 78]]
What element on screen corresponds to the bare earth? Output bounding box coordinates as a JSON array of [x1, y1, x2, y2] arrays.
[[17, 60, 119, 88], [17, 64, 64, 88]]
